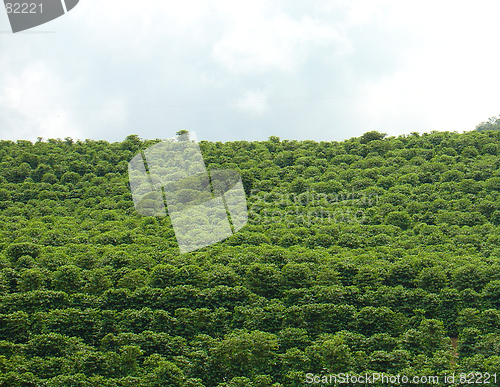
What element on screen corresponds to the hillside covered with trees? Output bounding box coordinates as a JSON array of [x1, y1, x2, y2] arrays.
[[1, 130, 500, 386]]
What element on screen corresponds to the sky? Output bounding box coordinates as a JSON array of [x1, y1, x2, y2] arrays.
[[1, 0, 500, 143]]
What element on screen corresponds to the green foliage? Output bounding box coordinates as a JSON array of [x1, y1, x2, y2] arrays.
[[0, 131, 500, 384], [476, 115, 500, 132], [5, 243, 41, 262]]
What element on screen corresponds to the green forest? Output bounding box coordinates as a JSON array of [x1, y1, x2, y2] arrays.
[[1, 129, 500, 386]]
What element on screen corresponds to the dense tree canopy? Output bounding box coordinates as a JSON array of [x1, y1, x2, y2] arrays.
[[0, 130, 500, 385]]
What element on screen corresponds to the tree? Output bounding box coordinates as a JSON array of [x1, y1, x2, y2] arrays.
[[150, 360, 185, 387], [215, 330, 279, 379], [52, 265, 84, 293], [360, 131, 387, 144], [245, 264, 283, 298], [149, 264, 178, 288], [306, 336, 353, 373], [5, 243, 41, 262], [415, 266, 448, 293], [384, 211, 411, 230], [475, 115, 500, 132], [176, 130, 190, 141]]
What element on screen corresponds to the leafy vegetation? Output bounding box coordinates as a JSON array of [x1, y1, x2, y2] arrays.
[[476, 115, 500, 132], [1, 130, 500, 385]]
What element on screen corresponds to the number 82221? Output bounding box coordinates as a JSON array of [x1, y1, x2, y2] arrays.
[[5, 3, 43, 14]]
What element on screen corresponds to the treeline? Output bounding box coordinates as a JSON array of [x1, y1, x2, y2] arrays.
[[0, 131, 500, 385]]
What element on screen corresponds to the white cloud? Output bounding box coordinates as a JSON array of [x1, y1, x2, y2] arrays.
[[0, 63, 81, 140], [235, 89, 270, 116], [356, 0, 500, 134], [212, 10, 349, 74], [2, 0, 500, 142]]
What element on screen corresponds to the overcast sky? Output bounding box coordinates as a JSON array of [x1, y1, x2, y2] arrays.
[[1, 0, 500, 143]]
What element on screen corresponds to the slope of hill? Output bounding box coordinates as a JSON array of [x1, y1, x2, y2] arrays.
[[0, 131, 500, 386]]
